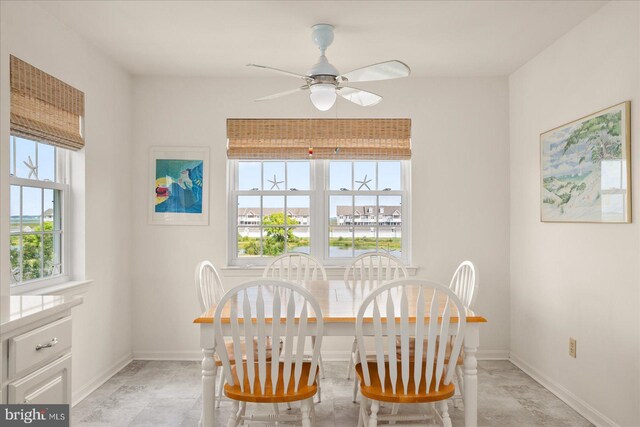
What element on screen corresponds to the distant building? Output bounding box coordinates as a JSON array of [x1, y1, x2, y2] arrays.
[[44, 208, 54, 222], [238, 208, 309, 225], [336, 205, 401, 226]]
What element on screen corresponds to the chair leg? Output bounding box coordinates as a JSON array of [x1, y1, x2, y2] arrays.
[[389, 403, 399, 424], [226, 401, 239, 427], [215, 369, 225, 408], [358, 396, 369, 427], [346, 338, 357, 379], [456, 364, 465, 396], [272, 403, 280, 414], [453, 365, 464, 409], [439, 400, 452, 427], [368, 400, 379, 427], [301, 397, 312, 427], [352, 375, 359, 403]]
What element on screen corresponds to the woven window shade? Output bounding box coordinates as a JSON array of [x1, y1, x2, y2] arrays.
[[10, 56, 85, 151], [227, 118, 411, 160]]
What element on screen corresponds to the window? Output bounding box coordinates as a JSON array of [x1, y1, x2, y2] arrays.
[[229, 159, 409, 266], [328, 160, 404, 260], [234, 161, 312, 259], [9, 135, 69, 289]]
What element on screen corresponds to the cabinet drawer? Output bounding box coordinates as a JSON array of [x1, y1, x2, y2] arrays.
[[8, 353, 71, 404], [9, 316, 72, 379]]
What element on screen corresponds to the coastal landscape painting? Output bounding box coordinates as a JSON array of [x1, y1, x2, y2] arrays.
[[540, 101, 631, 223], [149, 147, 209, 225]]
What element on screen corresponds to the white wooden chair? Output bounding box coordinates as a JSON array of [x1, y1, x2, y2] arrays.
[[354, 279, 466, 427], [392, 260, 477, 413], [448, 260, 476, 406], [263, 253, 327, 283], [345, 252, 408, 402], [263, 252, 327, 401], [214, 279, 324, 427], [196, 260, 224, 314], [450, 260, 477, 310], [196, 261, 277, 410]]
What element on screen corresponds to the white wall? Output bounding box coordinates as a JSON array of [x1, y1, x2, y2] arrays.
[[509, 2, 640, 426], [131, 76, 511, 360], [0, 1, 134, 403]]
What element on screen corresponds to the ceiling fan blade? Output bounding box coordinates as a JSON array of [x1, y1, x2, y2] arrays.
[[339, 60, 411, 83], [246, 64, 310, 80], [255, 86, 309, 101], [337, 86, 382, 107]]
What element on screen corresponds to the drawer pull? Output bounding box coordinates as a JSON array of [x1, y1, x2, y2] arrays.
[[35, 337, 58, 351]]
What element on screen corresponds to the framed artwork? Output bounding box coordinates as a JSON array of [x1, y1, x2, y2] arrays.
[[540, 101, 631, 223], [149, 146, 210, 225]]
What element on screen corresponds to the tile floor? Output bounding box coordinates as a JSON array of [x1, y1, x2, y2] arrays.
[[72, 360, 593, 426]]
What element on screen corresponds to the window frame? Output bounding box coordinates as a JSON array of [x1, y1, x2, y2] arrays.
[[228, 159, 411, 267], [9, 135, 71, 293]]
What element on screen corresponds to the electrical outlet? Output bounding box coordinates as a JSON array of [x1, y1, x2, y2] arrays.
[[569, 338, 577, 358]]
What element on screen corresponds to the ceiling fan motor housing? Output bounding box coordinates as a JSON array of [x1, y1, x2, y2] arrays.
[[308, 24, 340, 82], [311, 24, 334, 53]]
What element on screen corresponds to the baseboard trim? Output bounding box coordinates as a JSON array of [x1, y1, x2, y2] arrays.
[[132, 349, 510, 362], [510, 353, 618, 427], [72, 352, 133, 406], [133, 350, 202, 360]]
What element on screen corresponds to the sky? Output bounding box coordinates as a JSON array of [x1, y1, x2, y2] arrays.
[[237, 160, 402, 216], [11, 145, 403, 219], [10, 137, 56, 217]]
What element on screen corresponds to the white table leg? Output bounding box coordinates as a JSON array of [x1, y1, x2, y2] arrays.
[[200, 324, 216, 427], [463, 324, 480, 427], [200, 348, 216, 427]]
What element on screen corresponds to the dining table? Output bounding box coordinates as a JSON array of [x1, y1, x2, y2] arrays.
[[193, 279, 487, 427]]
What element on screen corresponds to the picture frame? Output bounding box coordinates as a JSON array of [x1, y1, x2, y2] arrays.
[[148, 146, 210, 225], [540, 101, 631, 223]]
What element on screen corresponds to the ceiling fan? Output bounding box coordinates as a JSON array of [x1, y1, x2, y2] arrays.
[[247, 24, 411, 111]]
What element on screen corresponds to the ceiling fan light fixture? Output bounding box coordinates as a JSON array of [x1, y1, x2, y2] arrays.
[[309, 83, 336, 111]]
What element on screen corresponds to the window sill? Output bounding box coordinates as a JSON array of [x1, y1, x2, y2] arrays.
[[11, 279, 94, 297], [222, 266, 419, 278]]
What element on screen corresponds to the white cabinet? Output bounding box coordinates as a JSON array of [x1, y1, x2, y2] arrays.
[[9, 316, 72, 379], [1, 296, 81, 407], [8, 354, 71, 404]]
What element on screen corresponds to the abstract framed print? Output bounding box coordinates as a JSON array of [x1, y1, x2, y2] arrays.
[[149, 146, 210, 225]]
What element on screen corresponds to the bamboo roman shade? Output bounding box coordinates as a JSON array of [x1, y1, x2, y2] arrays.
[[227, 118, 411, 160], [10, 55, 85, 151]]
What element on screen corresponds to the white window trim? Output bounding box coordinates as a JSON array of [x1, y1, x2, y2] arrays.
[[227, 159, 411, 268], [9, 140, 72, 294]]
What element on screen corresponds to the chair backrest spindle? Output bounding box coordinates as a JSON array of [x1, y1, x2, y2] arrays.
[[345, 252, 408, 289], [263, 253, 327, 284]]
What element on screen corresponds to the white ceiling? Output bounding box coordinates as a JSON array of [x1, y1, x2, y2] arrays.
[[35, 0, 605, 77]]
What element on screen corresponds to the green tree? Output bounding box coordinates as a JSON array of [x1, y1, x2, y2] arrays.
[[10, 222, 56, 282], [241, 213, 301, 256], [263, 212, 299, 242]]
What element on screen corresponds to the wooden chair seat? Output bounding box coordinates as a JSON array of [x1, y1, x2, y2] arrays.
[[224, 361, 318, 403], [395, 336, 463, 365], [355, 361, 455, 403], [214, 337, 273, 367]]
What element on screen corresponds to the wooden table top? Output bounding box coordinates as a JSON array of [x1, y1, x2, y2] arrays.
[[194, 280, 487, 324]]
